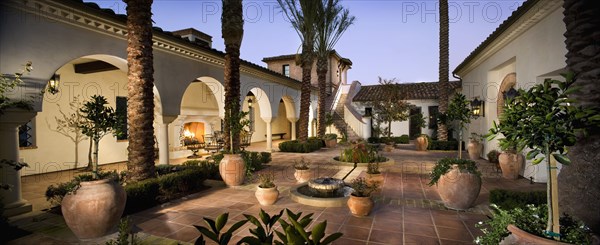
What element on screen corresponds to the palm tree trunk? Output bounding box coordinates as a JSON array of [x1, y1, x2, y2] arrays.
[[223, 44, 242, 152], [125, 0, 156, 182], [437, 0, 449, 141], [222, 0, 244, 152], [558, 0, 600, 233], [298, 43, 314, 142], [316, 56, 328, 138]]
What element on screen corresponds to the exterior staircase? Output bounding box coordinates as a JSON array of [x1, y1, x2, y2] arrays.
[[330, 93, 361, 141]]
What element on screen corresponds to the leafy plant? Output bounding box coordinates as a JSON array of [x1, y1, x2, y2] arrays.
[[239, 209, 283, 245], [349, 177, 379, 197], [411, 111, 427, 129], [293, 157, 310, 170], [194, 212, 248, 245], [0, 61, 34, 117], [337, 143, 384, 163], [486, 73, 600, 236], [366, 161, 380, 174], [489, 189, 546, 210], [323, 133, 337, 140], [324, 113, 334, 134], [486, 150, 500, 164], [105, 217, 138, 245], [428, 158, 480, 186], [79, 95, 121, 179], [274, 209, 343, 245], [257, 171, 275, 188], [444, 93, 472, 158]]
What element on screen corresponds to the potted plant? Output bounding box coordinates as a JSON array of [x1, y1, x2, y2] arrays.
[[415, 134, 429, 151], [219, 109, 250, 186], [61, 95, 126, 239], [255, 171, 279, 206], [496, 138, 523, 180], [467, 133, 484, 160], [445, 93, 472, 159], [487, 74, 600, 242], [486, 149, 500, 172], [428, 158, 481, 210], [366, 161, 383, 186], [293, 157, 311, 183], [323, 133, 337, 148], [347, 177, 379, 216]]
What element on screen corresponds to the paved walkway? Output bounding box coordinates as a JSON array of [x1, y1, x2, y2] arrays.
[[7, 142, 545, 244]]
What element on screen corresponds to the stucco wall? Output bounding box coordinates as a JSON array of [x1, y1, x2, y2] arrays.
[[459, 7, 566, 183], [19, 62, 128, 176]]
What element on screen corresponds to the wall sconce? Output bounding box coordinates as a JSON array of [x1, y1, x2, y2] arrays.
[[471, 97, 484, 118], [503, 87, 519, 101], [247, 98, 253, 108], [47, 74, 60, 94]]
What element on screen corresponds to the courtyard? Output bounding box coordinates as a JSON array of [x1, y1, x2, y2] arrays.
[[7, 141, 544, 244]]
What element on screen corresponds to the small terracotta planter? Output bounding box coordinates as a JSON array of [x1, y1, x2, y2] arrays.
[[467, 140, 482, 160], [437, 165, 481, 210], [219, 154, 246, 186], [499, 152, 523, 179], [324, 139, 337, 148], [347, 194, 374, 216], [294, 169, 312, 183], [255, 186, 279, 206], [506, 224, 570, 244], [383, 144, 394, 152], [366, 173, 383, 186], [61, 179, 126, 239], [416, 136, 428, 151]]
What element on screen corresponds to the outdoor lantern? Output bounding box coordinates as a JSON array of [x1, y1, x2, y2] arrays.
[[47, 74, 60, 94], [471, 97, 484, 118], [503, 87, 519, 101], [247, 98, 253, 108]]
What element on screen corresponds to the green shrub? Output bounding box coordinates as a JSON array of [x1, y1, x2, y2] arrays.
[[259, 152, 271, 164], [45, 179, 80, 206], [428, 140, 461, 150], [279, 140, 322, 153], [489, 189, 546, 210], [337, 143, 385, 163], [308, 137, 325, 148], [487, 150, 500, 164], [367, 137, 382, 143], [396, 135, 410, 144], [124, 178, 160, 215], [182, 160, 202, 166], [428, 158, 480, 186]]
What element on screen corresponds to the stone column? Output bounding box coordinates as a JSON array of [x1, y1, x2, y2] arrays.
[[0, 110, 36, 217], [262, 117, 273, 152], [288, 117, 298, 140], [362, 116, 372, 140], [157, 116, 177, 165]]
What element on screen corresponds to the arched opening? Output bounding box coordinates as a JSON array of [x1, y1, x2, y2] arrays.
[[497, 73, 517, 117]]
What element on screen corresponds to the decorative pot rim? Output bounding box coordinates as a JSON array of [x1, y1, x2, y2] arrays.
[[257, 185, 278, 190], [79, 178, 114, 186], [350, 194, 372, 199], [506, 224, 571, 244]]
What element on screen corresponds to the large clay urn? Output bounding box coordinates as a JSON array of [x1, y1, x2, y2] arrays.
[[498, 152, 523, 180], [347, 195, 374, 216], [219, 154, 246, 186], [294, 169, 312, 183], [416, 135, 428, 151], [467, 140, 482, 160], [437, 165, 481, 210], [255, 186, 279, 205], [61, 179, 126, 239]]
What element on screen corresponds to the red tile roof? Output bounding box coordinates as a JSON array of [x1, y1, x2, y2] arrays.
[[353, 81, 461, 101]]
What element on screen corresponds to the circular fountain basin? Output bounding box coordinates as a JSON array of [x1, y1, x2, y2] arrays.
[[290, 184, 352, 207], [331, 157, 395, 166], [308, 178, 345, 193]]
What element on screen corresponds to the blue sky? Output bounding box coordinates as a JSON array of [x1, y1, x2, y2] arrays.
[[89, 0, 525, 85]]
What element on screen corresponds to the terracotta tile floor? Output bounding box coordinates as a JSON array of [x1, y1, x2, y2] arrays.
[[7, 142, 545, 244]]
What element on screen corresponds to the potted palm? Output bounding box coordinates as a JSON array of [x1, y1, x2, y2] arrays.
[[293, 157, 311, 183], [62, 95, 126, 239], [255, 171, 279, 206], [347, 177, 379, 216], [428, 158, 481, 210], [487, 74, 600, 242]]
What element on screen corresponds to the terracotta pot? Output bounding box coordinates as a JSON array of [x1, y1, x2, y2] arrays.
[[219, 154, 246, 186], [437, 165, 481, 210], [416, 136, 428, 151], [499, 152, 523, 179], [294, 169, 312, 183], [383, 144, 394, 152], [467, 140, 482, 160], [325, 139, 337, 148], [255, 186, 279, 205], [366, 173, 384, 186], [61, 179, 126, 239], [347, 194, 374, 216], [505, 224, 571, 244]]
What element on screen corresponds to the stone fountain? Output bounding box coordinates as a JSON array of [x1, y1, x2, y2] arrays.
[[290, 163, 357, 207]]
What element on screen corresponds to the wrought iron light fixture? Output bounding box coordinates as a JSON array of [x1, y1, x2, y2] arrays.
[[247, 98, 253, 108], [471, 97, 484, 118], [503, 87, 519, 101], [47, 74, 60, 94]]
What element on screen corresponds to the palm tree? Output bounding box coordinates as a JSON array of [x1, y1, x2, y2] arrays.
[[222, 0, 244, 152], [124, 0, 156, 181], [315, 0, 355, 138], [436, 0, 449, 141], [558, 0, 600, 233], [278, 0, 319, 142]]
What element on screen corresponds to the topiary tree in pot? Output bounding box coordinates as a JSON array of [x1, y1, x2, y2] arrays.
[[487, 73, 600, 242], [444, 93, 472, 159]]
